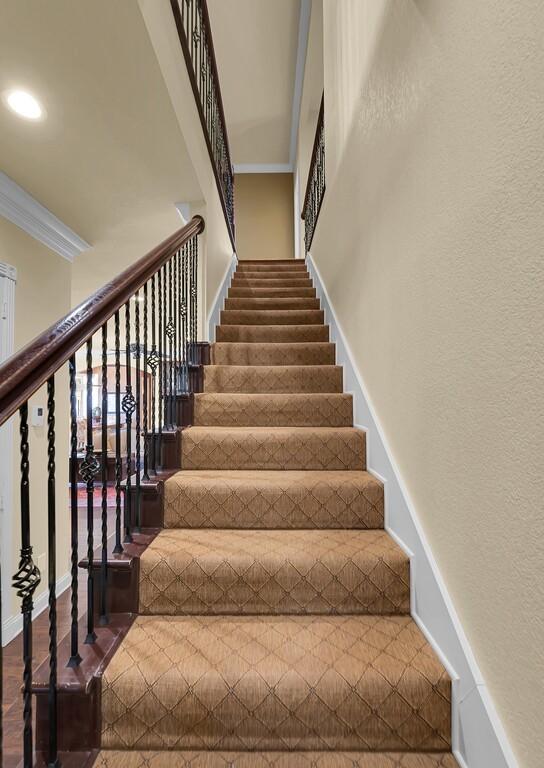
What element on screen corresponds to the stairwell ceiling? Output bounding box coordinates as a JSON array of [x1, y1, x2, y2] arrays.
[[0, 0, 201, 301], [206, 0, 301, 169]]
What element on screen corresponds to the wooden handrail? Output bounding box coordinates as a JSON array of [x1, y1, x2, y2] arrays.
[[0, 215, 205, 426]]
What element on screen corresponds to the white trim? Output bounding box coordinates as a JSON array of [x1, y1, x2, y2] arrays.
[[289, 0, 311, 169], [233, 163, 292, 174], [0, 172, 90, 262], [307, 252, 518, 768], [207, 253, 237, 341], [2, 571, 71, 646]]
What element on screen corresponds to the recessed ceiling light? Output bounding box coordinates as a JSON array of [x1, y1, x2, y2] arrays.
[[4, 89, 44, 120]]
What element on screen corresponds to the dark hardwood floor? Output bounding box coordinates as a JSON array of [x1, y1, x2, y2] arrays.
[[2, 495, 119, 768]]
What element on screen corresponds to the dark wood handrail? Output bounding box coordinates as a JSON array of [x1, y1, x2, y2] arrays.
[[302, 93, 325, 220], [0, 215, 205, 426]]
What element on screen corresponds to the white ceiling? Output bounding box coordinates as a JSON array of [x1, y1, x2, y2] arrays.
[[0, 0, 202, 301], [207, 0, 302, 169]]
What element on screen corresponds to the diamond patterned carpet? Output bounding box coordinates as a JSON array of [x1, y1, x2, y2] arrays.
[[98, 259, 455, 765]]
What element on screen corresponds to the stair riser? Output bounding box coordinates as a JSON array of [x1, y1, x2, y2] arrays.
[[210, 343, 335, 366], [215, 325, 330, 342], [228, 288, 317, 298], [164, 471, 384, 529], [204, 365, 343, 393], [234, 271, 310, 280], [231, 279, 313, 288], [194, 393, 352, 426], [224, 298, 320, 310], [236, 263, 308, 272], [181, 429, 366, 471], [139, 530, 410, 616], [220, 310, 324, 325]]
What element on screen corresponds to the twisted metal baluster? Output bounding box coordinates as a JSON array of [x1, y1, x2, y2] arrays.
[[82, 338, 98, 644], [113, 311, 123, 553], [123, 302, 135, 542], [13, 402, 41, 767], [148, 274, 159, 474], [143, 281, 150, 481], [100, 323, 109, 624], [157, 268, 163, 463], [162, 265, 168, 429], [134, 292, 142, 531], [68, 355, 82, 667], [46, 376, 60, 767], [166, 258, 174, 428]]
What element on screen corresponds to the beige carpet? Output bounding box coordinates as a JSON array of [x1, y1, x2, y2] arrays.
[[99, 259, 456, 765]]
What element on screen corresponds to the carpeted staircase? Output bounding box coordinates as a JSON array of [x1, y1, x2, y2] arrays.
[[96, 260, 456, 767]]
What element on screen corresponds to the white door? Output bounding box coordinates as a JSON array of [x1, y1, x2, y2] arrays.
[[0, 262, 16, 645]]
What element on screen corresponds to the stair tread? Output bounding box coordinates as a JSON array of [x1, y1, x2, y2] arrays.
[[204, 364, 343, 393], [210, 342, 335, 366], [95, 752, 458, 767], [139, 529, 410, 616], [225, 298, 320, 309], [101, 614, 451, 751], [181, 426, 366, 471], [220, 309, 324, 325], [194, 392, 352, 426], [164, 469, 383, 530]]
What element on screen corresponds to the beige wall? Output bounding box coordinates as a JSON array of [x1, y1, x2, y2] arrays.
[[301, 1, 544, 766], [0, 218, 72, 618], [235, 174, 294, 261]]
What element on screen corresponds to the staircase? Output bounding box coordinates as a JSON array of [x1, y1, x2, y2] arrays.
[[96, 259, 456, 766]]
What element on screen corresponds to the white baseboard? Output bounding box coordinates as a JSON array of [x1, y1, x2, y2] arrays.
[[207, 253, 237, 341], [307, 252, 517, 768], [2, 570, 71, 646]]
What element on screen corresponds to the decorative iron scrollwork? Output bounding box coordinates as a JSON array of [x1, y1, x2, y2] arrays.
[[166, 318, 175, 339], [13, 547, 41, 610], [122, 388, 137, 418], [80, 444, 100, 485], [147, 347, 160, 372]]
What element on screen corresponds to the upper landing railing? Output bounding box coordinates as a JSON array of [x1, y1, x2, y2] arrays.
[[170, 0, 235, 248], [301, 93, 325, 252]]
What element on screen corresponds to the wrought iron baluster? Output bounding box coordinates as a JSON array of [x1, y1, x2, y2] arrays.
[[148, 274, 159, 474], [46, 376, 60, 767], [114, 311, 123, 553], [123, 303, 135, 542], [182, 244, 188, 389], [157, 267, 163, 460], [100, 323, 108, 624], [82, 338, 98, 644], [68, 355, 82, 668], [177, 249, 182, 398], [143, 282, 150, 481], [166, 258, 174, 428], [13, 402, 41, 767], [134, 292, 142, 531], [162, 265, 168, 429]]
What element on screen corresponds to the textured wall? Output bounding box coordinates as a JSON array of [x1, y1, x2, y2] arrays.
[[235, 174, 295, 261], [304, 1, 544, 765]]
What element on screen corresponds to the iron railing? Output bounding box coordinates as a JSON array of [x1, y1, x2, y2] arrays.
[[301, 93, 325, 252], [0, 216, 205, 767], [170, 0, 235, 248]]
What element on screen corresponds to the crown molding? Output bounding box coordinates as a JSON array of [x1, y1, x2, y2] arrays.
[[0, 172, 90, 262]]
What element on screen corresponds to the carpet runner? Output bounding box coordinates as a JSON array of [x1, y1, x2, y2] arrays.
[[98, 259, 456, 765]]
